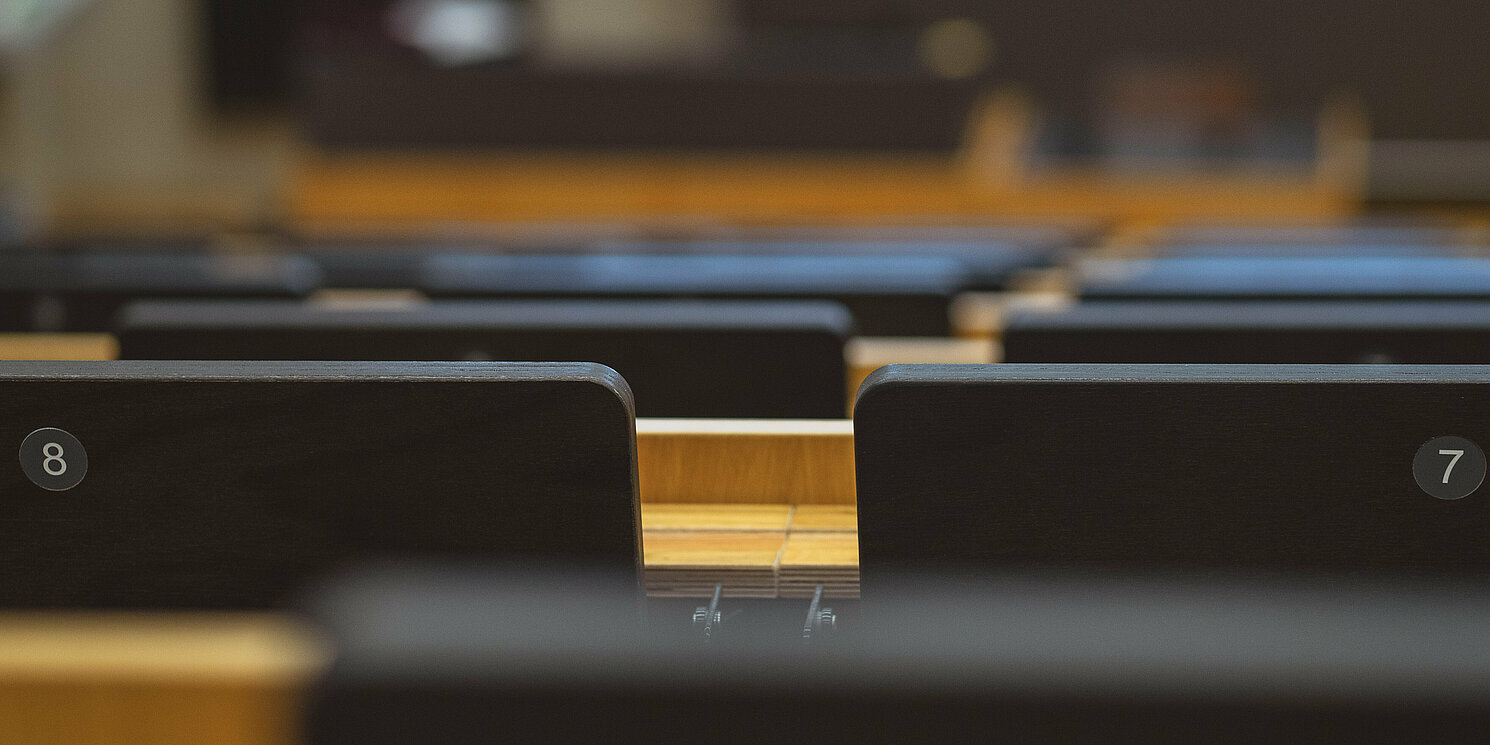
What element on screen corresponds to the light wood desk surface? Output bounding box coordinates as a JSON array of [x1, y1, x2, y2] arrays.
[[287, 152, 1361, 232], [641, 503, 858, 598], [0, 614, 326, 745]]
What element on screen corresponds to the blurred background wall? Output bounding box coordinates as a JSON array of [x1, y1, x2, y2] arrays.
[[4, 0, 1490, 238], [1, 0, 293, 237]]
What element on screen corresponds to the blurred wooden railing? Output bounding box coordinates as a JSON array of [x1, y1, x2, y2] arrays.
[[286, 88, 1369, 234]]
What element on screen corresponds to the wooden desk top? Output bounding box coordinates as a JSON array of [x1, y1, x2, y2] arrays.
[[641, 503, 858, 599], [286, 151, 1360, 232], [0, 334, 118, 360], [0, 614, 325, 745]]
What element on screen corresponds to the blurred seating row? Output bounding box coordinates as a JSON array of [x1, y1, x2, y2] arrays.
[[13, 220, 1490, 415], [10, 217, 1490, 743]]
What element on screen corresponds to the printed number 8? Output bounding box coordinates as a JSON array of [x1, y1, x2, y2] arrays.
[[42, 442, 66, 476]]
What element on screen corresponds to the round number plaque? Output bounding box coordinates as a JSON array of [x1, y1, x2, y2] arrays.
[[1413, 436, 1486, 501], [19, 428, 88, 492]]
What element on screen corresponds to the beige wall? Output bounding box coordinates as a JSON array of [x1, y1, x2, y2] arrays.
[[2, 0, 290, 237], [1, 36, 66, 237]]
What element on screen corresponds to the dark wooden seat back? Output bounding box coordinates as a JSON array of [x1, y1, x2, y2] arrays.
[[0, 361, 639, 609]]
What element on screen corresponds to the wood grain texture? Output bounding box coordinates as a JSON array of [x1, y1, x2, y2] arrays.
[[779, 531, 859, 599], [778, 531, 858, 567], [640, 503, 860, 598], [641, 529, 784, 598], [642, 531, 787, 567], [640, 503, 792, 532], [636, 418, 854, 505]]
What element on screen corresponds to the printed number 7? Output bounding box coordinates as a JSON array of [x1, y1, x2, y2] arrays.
[[1439, 449, 1465, 484]]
